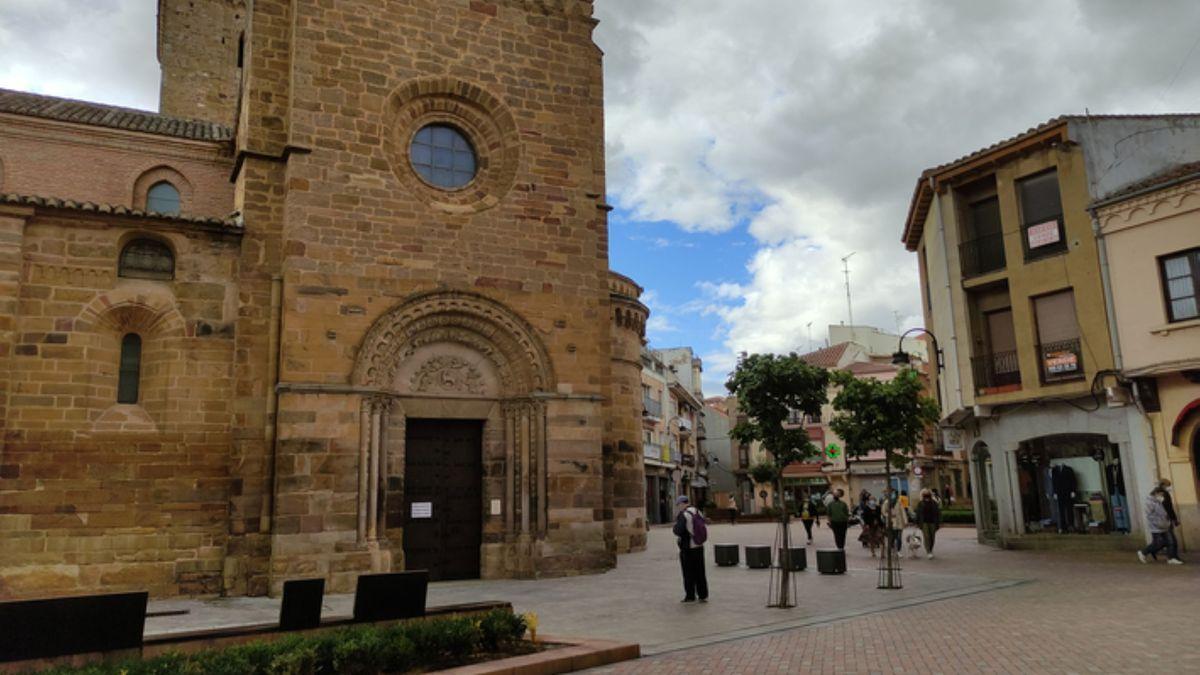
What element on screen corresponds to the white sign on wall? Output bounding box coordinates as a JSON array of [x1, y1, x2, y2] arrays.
[[942, 428, 964, 452], [411, 502, 432, 519], [490, 499, 502, 516], [1026, 220, 1060, 249]]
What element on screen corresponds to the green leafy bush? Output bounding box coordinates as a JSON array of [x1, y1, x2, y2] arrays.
[[33, 608, 527, 675], [941, 508, 976, 524]]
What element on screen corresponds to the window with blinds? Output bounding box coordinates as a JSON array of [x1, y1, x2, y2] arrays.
[[1033, 289, 1083, 382]]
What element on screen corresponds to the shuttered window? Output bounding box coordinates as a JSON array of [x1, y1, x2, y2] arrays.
[[1034, 291, 1079, 343], [1019, 170, 1067, 260]]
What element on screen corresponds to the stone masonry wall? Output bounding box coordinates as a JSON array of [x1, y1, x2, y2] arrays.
[[0, 212, 242, 598], [232, 0, 620, 587], [157, 0, 247, 127]]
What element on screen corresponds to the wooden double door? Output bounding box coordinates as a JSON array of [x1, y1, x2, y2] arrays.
[[402, 419, 483, 581]]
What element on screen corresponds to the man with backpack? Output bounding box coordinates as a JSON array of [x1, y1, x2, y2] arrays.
[[672, 495, 709, 603]]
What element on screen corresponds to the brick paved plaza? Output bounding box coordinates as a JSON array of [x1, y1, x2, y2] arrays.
[[144, 520, 1199, 673]]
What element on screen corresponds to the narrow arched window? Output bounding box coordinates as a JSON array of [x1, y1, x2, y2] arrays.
[[117, 333, 142, 404], [119, 238, 175, 280], [146, 181, 181, 215]]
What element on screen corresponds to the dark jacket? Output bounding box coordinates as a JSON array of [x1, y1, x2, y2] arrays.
[[827, 499, 850, 524], [915, 498, 941, 527], [1162, 491, 1179, 525]]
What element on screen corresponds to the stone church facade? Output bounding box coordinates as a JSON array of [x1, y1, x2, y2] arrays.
[[0, 0, 649, 599]]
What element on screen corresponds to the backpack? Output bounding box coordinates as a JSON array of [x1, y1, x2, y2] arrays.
[[689, 508, 708, 545]]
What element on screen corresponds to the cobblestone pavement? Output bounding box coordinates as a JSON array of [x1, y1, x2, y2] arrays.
[[585, 524, 1200, 674]]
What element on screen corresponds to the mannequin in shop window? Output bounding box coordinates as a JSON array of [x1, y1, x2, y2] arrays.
[[1052, 464, 1077, 533]]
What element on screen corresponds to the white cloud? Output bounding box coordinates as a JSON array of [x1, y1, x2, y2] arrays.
[[595, 0, 1200, 394]]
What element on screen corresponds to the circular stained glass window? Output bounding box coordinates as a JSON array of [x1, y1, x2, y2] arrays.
[[409, 124, 477, 189]]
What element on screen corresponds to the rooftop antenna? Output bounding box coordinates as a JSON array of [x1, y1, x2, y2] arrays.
[[841, 252, 856, 343], [893, 311, 902, 336], [806, 321, 813, 353]]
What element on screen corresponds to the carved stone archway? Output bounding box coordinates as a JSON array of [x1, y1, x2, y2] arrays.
[[350, 291, 556, 576]]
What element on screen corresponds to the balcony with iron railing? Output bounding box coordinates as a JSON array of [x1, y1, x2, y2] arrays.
[[1038, 338, 1085, 383], [960, 232, 1007, 278], [971, 349, 1021, 393], [643, 396, 663, 419]]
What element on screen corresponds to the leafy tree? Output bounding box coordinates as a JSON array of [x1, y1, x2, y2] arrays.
[[828, 368, 940, 470], [748, 459, 780, 486], [726, 353, 830, 608], [726, 353, 830, 471]]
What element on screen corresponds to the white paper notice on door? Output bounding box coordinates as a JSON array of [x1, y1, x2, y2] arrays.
[[411, 502, 433, 519], [490, 499, 502, 515]]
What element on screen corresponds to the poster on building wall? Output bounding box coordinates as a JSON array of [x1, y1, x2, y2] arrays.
[[1044, 349, 1079, 374], [1026, 220, 1061, 248], [942, 428, 964, 452]]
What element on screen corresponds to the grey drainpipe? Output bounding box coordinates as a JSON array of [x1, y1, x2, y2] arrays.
[[931, 178, 965, 411], [1088, 209, 1123, 371]]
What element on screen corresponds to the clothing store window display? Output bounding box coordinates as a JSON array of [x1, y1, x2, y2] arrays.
[[1014, 434, 1128, 535]]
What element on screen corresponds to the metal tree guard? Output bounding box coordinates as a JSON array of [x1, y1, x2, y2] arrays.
[[767, 475, 798, 607], [878, 448, 902, 589]]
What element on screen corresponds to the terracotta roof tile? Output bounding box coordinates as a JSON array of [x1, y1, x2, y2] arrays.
[[0, 193, 242, 229], [844, 361, 897, 375], [0, 88, 233, 142], [799, 342, 850, 369]]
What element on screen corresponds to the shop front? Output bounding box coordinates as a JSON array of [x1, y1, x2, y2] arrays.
[[1015, 434, 1130, 535], [644, 464, 678, 525]]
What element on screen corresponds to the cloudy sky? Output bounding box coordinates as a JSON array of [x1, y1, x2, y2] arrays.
[[3, 0, 1200, 394]]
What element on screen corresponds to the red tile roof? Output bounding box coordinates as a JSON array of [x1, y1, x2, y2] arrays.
[[844, 361, 897, 376], [1093, 161, 1200, 206], [798, 342, 850, 369], [0, 88, 233, 142], [0, 193, 242, 229]]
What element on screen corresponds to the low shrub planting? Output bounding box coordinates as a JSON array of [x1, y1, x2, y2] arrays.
[[941, 508, 976, 524], [34, 609, 528, 675]]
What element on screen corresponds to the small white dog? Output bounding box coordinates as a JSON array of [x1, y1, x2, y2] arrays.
[[905, 528, 924, 558]]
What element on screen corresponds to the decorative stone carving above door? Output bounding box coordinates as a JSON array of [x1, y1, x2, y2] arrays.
[[411, 355, 486, 396]]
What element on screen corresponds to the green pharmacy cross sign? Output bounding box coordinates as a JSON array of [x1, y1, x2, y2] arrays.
[[824, 443, 841, 460]]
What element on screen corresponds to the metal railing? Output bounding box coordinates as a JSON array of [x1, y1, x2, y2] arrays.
[[971, 349, 1021, 391], [960, 232, 1007, 278], [1038, 338, 1084, 383], [643, 396, 662, 418]]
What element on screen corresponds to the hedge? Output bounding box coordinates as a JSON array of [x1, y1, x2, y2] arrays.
[[34, 609, 528, 675], [941, 508, 976, 524]]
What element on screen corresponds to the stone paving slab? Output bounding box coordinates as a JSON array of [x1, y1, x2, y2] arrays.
[[147, 523, 1009, 656]]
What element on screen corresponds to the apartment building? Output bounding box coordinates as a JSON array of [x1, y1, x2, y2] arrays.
[[641, 347, 707, 523], [1094, 163, 1200, 551], [903, 114, 1200, 548]]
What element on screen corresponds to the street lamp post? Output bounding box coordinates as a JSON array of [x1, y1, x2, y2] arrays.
[[880, 327, 943, 590]]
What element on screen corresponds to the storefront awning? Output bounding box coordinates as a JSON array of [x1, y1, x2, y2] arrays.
[[690, 477, 708, 488]]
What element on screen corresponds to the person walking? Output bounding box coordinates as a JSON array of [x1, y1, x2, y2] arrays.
[[727, 493, 739, 526], [1159, 479, 1181, 556], [858, 495, 884, 557], [884, 488, 909, 558], [914, 488, 941, 559], [827, 489, 850, 550], [799, 496, 817, 544], [1139, 487, 1183, 565], [672, 495, 710, 601]]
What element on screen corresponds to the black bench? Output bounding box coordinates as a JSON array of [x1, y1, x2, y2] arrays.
[[0, 591, 148, 662], [817, 549, 846, 575], [352, 570, 429, 622], [280, 578, 326, 630], [745, 545, 772, 569]]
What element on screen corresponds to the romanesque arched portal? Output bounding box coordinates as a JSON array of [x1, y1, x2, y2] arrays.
[[351, 290, 556, 579]]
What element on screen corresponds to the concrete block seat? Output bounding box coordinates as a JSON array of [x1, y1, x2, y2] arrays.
[[816, 549, 846, 575], [745, 545, 772, 569], [714, 543, 740, 567], [777, 547, 807, 571]]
